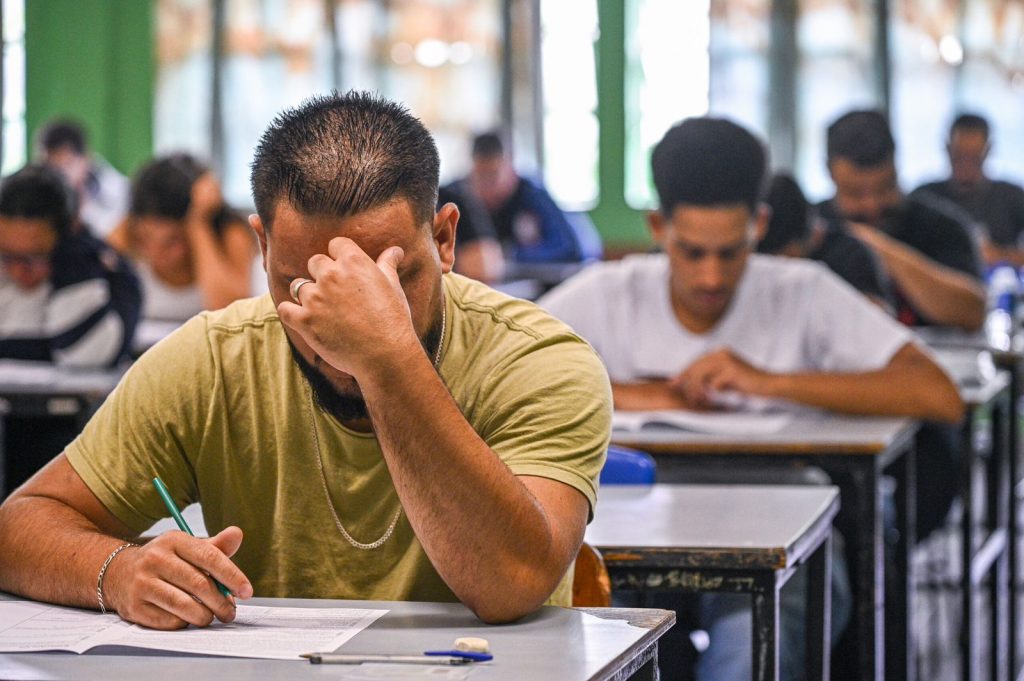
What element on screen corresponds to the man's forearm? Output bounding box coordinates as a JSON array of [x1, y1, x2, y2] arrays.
[[762, 366, 963, 423], [612, 381, 689, 411], [358, 349, 578, 622], [0, 494, 128, 609], [869, 234, 985, 330]]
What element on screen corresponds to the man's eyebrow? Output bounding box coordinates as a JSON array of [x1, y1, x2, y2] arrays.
[[672, 236, 748, 252]]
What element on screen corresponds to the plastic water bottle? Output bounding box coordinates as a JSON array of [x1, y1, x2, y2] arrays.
[[986, 264, 1018, 350]]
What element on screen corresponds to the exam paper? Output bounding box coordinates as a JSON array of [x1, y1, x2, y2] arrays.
[[612, 409, 792, 435], [0, 600, 387, 660]]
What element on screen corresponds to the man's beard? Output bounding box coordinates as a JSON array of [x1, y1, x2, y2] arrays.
[[288, 316, 443, 423]]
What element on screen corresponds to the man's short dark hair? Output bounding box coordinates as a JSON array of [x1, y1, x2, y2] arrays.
[[0, 164, 77, 238], [471, 132, 505, 159], [950, 112, 990, 141], [650, 116, 767, 214], [759, 173, 810, 254], [826, 110, 895, 168], [37, 119, 88, 156], [250, 90, 440, 228], [130, 153, 207, 221]]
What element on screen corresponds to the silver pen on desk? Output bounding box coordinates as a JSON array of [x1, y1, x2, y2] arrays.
[[300, 653, 471, 665]]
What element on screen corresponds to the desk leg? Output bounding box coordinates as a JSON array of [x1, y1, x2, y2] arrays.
[[991, 395, 1012, 681], [626, 640, 661, 681], [962, 409, 978, 681], [891, 441, 916, 681], [807, 534, 832, 681], [849, 461, 884, 681], [751, 574, 780, 681], [1007, 362, 1020, 681]]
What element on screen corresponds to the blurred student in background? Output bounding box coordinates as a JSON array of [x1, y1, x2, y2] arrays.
[[109, 153, 254, 322], [444, 132, 600, 264], [35, 119, 129, 240], [436, 184, 505, 284], [760, 172, 890, 308], [913, 113, 1024, 267], [0, 164, 140, 367], [818, 109, 985, 331]]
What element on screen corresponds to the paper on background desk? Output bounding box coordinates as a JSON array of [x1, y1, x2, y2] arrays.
[[613, 409, 792, 435], [0, 600, 386, 660]]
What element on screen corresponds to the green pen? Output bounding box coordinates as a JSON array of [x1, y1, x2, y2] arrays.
[[152, 476, 233, 598]]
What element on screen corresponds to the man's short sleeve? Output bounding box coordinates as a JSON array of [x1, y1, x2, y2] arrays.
[[472, 332, 612, 517], [64, 315, 215, 534], [803, 264, 914, 371]]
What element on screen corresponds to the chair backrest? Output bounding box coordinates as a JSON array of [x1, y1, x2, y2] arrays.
[[599, 445, 656, 485], [572, 541, 612, 607]]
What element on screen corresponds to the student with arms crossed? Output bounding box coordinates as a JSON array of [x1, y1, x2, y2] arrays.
[[0, 92, 610, 629], [539, 117, 963, 681], [818, 109, 985, 332]]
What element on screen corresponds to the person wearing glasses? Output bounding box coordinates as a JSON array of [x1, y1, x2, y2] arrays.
[[0, 164, 140, 367]]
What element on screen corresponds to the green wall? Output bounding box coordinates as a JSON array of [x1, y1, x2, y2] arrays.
[[591, 0, 650, 250], [25, 0, 154, 176]]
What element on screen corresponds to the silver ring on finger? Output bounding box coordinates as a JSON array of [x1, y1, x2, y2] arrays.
[[289, 277, 314, 304]]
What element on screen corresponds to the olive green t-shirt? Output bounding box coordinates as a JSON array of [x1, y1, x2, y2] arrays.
[[65, 273, 611, 606]]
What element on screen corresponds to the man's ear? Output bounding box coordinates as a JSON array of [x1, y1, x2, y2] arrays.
[[647, 210, 667, 246], [433, 202, 459, 274], [753, 204, 770, 243], [248, 214, 269, 272]]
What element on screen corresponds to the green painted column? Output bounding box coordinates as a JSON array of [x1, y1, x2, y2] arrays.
[[25, 0, 154, 175], [589, 0, 650, 251]]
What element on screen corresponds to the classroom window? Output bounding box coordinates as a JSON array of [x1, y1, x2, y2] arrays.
[[623, 0, 711, 209], [363, 0, 502, 184], [795, 0, 876, 201], [218, 0, 334, 206], [540, 0, 599, 210], [890, 0, 960, 190], [708, 0, 769, 138], [154, 0, 215, 164], [955, 0, 1024, 186], [2, 0, 25, 175]]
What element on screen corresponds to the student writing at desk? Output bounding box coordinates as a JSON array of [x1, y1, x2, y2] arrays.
[[538, 117, 963, 681], [0, 92, 610, 630]]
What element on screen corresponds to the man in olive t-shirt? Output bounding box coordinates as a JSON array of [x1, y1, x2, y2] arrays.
[[0, 92, 610, 630]]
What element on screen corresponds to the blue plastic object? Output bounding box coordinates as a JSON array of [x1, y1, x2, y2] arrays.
[[600, 445, 656, 485]]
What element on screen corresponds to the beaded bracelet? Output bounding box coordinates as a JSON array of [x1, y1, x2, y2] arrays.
[[96, 542, 137, 614]]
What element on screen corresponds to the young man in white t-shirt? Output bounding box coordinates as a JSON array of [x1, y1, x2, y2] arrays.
[[539, 117, 963, 681]]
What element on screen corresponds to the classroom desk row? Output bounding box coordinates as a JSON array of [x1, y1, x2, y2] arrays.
[[1, 337, 1018, 681]]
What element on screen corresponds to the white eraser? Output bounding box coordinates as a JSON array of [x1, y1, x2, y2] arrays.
[[454, 637, 489, 653]]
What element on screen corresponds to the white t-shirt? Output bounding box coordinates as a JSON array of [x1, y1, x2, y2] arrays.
[[538, 253, 914, 409], [137, 261, 204, 323]]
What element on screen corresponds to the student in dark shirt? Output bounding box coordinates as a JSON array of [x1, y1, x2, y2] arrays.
[[760, 172, 890, 307], [913, 112, 1024, 267], [436, 184, 504, 283], [444, 132, 600, 264], [818, 109, 985, 331]]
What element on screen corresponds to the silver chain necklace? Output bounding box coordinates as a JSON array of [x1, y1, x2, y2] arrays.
[[307, 302, 446, 550]]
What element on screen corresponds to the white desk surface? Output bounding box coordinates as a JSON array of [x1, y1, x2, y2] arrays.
[[611, 414, 918, 456], [0, 360, 123, 397], [0, 594, 673, 681], [586, 484, 839, 570]]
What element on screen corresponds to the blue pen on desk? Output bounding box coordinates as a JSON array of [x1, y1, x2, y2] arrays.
[[152, 476, 232, 598]]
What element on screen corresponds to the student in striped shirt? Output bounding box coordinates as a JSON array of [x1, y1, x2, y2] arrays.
[[0, 164, 141, 367]]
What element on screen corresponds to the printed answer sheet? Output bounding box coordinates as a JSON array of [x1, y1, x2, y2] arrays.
[[0, 600, 387, 660]]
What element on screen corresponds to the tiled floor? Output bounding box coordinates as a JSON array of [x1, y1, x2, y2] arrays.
[[913, 500, 1018, 681]]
